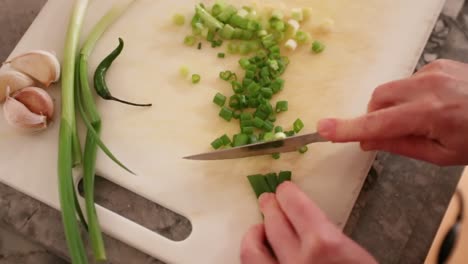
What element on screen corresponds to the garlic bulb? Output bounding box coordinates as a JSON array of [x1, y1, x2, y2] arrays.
[[5, 50, 60, 88], [3, 86, 54, 131], [0, 70, 35, 102]]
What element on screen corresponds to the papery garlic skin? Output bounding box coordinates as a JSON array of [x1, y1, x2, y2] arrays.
[[0, 70, 35, 102], [6, 50, 61, 88], [3, 90, 48, 131], [12, 87, 54, 121]]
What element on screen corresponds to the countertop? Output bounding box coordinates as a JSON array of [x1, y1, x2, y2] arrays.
[[1, 0, 467, 263]]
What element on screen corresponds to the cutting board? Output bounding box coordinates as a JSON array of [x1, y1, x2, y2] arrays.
[[0, 0, 444, 263]]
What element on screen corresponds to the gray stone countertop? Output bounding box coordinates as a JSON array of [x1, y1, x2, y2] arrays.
[[1, 0, 467, 263]]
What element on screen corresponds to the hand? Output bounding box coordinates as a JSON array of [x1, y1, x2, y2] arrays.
[[240, 181, 377, 264], [317, 59, 468, 166]]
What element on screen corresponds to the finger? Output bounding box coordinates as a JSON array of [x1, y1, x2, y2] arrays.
[[367, 72, 447, 112], [240, 224, 277, 264], [361, 136, 454, 165], [258, 193, 300, 263], [367, 78, 416, 112], [416, 59, 468, 81], [317, 102, 429, 142], [275, 181, 330, 240]]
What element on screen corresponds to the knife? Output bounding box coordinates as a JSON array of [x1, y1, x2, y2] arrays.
[[183, 132, 329, 160]]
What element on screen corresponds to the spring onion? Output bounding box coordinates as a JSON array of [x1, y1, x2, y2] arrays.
[[275, 101, 288, 112], [213, 92, 226, 106], [58, 1, 89, 263], [184, 35, 196, 46], [219, 106, 233, 121], [272, 153, 281, 159], [295, 30, 311, 43], [217, 52, 226, 58], [298, 145, 308, 153], [192, 74, 201, 83], [311, 40, 326, 53], [293, 118, 304, 133], [291, 8, 304, 21], [179, 66, 189, 77], [173, 13, 185, 26], [247, 170, 292, 198]]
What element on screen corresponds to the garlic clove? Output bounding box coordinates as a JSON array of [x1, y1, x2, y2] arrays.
[[5, 50, 61, 88], [0, 70, 35, 102], [12, 87, 54, 121], [3, 87, 48, 131]]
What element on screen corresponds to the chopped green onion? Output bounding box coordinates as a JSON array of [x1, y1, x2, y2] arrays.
[[274, 132, 286, 139], [227, 42, 239, 53], [272, 153, 281, 159], [241, 120, 254, 127], [253, 117, 264, 128], [293, 118, 304, 133], [249, 134, 258, 144], [219, 24, 235, 39], [274, 126, 283, 133], [291, 8, 304, 21], [295, 30, 311, 43], [241, 126, 254, 134], [311, 40, 326, 53], [219, 70, 232, 80], [261, 87, 273, 99], [179, 66, 189, 78], [173, 14, 186, 26], [271, 10, 284, 20], [285, 130, 295, 137], [233, 110, 241, 119], [263, 132, 275, 141], [275, 101, 288, 112], [278, 171, 292, 183], [184, 35, 196, 46], [220, 134, 232, 145], [263, 120, 274, 132], [213, 92, 226, 106], [217, 52, 226, 58], [231, 81, 243, 93], [233, 133, 249, 146], [192, 74, 201, 83], [219, 106, 233, 121], [195, 4, 224, 30], [240, 112, 253, 121], [197, 42, 202, 49], [239, 58, 250, 69], [239, 41, 252, 54], [211, 138, 224, 149], [247, 174, 272, 198], [265, 173, 279, 191], [298, 145, 308, 153], [211, 3, 225, 16], [271, 19, 285, 31], [217, 5, 237, 22]]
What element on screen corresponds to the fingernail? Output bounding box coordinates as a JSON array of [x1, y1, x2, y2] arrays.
[[317, 119, 337, 138], [258, 193, 274, 209]]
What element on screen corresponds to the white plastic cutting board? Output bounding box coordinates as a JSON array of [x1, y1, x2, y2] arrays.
[[0, 0, 444, 263]]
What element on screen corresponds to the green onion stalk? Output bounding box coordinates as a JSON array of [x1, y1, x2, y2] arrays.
[[59, 0, 135, 262], [58, 0, 89, 263], [77, 1, 135, 261]]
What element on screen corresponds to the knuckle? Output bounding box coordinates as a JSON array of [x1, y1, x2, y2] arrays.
[[240, 243, 256, 263], [422, 59, 453, 72], [304, 233, 344, 259]]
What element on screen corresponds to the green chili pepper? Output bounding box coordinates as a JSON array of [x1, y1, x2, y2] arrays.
[[93, 38, 152, 107]]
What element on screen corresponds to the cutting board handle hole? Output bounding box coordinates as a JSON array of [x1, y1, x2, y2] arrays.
[[77, 176, 192, 241]]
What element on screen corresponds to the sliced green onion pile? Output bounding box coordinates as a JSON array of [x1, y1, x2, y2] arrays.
[[180, 3, 320, 158]]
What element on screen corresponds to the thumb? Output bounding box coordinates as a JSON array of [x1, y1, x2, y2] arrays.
[[317, 103, 429, 142]]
